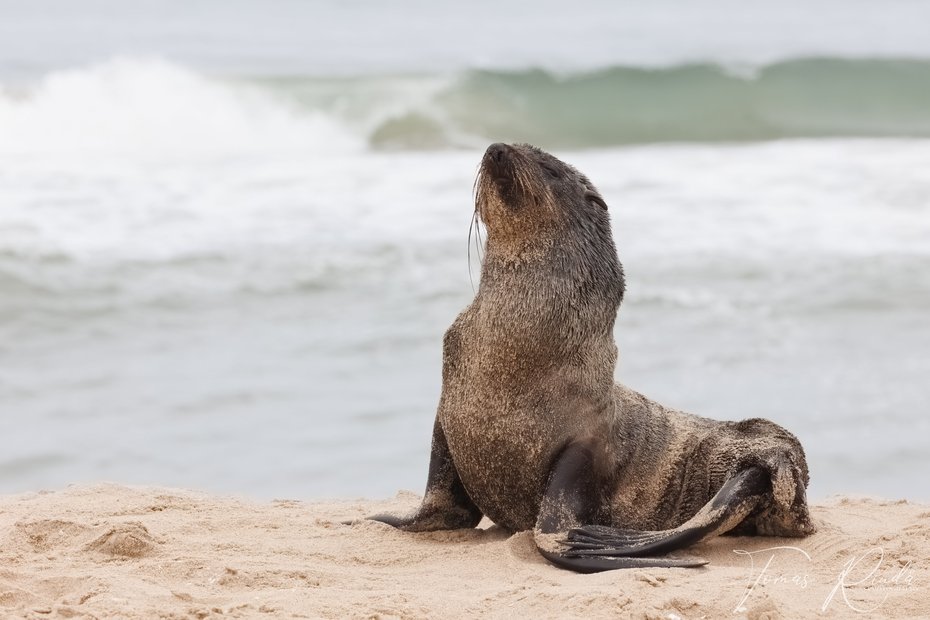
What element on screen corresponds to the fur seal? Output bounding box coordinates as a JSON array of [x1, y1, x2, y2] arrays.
[[369, 143, 815, 572]]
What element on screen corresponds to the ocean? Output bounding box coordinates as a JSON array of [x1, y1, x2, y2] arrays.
[[1, 0, 928, 502]]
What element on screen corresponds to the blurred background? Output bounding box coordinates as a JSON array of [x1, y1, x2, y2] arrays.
[[1, 0, 928, 501]]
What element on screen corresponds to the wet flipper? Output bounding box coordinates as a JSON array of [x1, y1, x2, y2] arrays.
[[537, 548, 708, 573], [365, 418, 482, 531], [560, 467, 769, 559], [535, 439, 770, 573]]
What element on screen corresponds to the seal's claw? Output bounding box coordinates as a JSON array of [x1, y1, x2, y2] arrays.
[[366, 513, 412, 529]]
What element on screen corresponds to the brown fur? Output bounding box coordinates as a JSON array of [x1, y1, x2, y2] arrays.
[[441, 143, 813, 537], [370, 143, 814, 553]]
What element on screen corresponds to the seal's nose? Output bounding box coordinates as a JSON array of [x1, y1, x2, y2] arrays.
[[485, 142, 509, 163]]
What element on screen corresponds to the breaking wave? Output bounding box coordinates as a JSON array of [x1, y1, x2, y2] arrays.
[[3, 57, 930, 155]]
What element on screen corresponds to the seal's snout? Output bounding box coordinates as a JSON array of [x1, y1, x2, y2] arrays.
[[482, 143, 514, 178], [485, 142, 509, 164], [481, 142, 519, 188]]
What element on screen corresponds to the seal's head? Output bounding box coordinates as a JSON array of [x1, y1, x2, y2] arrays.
[[475, 143, 613, 261], [473, 142, 624, 315]]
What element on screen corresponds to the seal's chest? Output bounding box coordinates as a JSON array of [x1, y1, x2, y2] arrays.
[[442, 407, 552, 531], [443, 401, 555, 486], [443, 400, 549, 460]]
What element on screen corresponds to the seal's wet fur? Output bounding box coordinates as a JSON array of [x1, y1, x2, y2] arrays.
[[370, 143, 815, 571]]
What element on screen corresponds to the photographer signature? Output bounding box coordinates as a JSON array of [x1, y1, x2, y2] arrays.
[[733, 545, 916, 613]]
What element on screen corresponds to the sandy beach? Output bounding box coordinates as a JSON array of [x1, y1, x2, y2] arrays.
[[0, 485, 925, 619]]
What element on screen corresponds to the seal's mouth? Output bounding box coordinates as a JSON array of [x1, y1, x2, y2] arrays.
[[479, 142, 522, 208], [481, 142, 516, 184]]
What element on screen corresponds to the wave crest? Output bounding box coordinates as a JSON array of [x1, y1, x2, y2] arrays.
[[0, 58, 363, 157], [3, 57, 930, 155], [394, 58, 930, 148]]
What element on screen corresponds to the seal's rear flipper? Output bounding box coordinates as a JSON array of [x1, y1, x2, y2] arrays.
[[560, 467, 768, 559], [536, 439, 770, 573], [537, 549, 707, 573]]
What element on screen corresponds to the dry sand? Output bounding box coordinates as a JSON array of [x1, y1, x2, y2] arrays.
[[0, 484, 926, 619]]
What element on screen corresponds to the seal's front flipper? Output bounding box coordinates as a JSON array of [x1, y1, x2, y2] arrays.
[[367, 418, 482, 532], [535, 439, 769, 573]]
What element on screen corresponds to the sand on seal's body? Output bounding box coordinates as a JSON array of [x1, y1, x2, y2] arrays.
[[0, 484, 926, 619]]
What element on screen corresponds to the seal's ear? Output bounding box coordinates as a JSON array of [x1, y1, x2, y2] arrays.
[[584, 189, 608, 211]]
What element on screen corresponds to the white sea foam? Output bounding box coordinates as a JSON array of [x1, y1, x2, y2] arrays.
[[0, 58, 363, 158]]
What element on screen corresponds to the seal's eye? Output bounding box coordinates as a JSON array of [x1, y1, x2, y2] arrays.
[[541, 163, 561, 179], [585, 189, 608, 211]]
